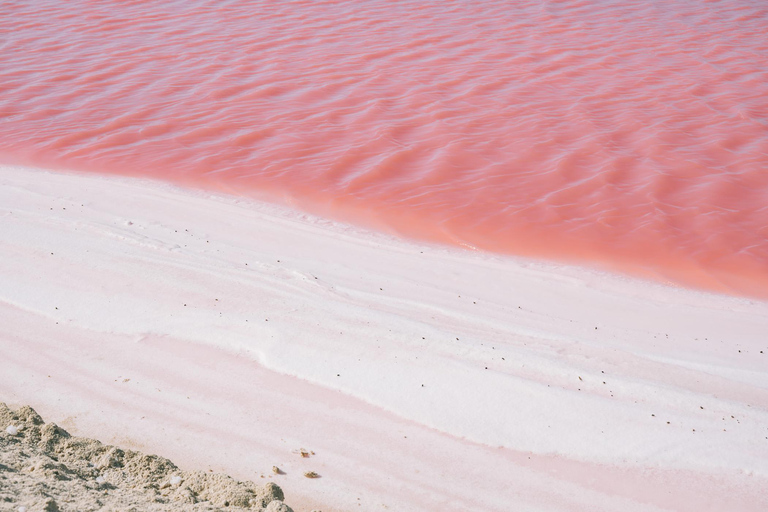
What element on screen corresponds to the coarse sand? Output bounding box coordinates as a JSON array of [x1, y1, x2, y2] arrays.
[[0, 403, 297, 512]]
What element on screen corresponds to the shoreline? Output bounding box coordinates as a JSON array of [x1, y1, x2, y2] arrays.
[[1, 164, 767, 511]]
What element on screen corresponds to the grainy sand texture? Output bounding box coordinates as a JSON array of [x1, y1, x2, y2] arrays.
[[0, 403, 294, 511]]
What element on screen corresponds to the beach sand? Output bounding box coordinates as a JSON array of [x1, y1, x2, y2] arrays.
[[0, 403, 294, 511], [1, 165, 767, 511]]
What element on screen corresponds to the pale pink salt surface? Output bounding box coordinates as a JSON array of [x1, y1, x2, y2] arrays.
[[1, 166, 768, 511], [3, 316, 765, 512]]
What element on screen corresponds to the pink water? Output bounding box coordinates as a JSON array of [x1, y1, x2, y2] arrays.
[[2, 1, 767, 297]]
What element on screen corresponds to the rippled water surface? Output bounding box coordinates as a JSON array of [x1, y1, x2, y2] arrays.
[[2, 0, 767, 296]]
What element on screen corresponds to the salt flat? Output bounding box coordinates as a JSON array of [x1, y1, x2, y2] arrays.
[[1, 165, 767, 511]]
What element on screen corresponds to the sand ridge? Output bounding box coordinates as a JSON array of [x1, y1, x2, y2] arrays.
[[0, 404, 295, 512]]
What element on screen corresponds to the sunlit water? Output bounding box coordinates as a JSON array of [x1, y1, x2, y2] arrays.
[[1, 0, 767, 296]]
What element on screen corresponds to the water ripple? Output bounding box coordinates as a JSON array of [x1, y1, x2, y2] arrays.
[[1, 0, 767, 295]]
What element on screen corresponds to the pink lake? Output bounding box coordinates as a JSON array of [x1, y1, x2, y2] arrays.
[[1, 0, 767, 296]]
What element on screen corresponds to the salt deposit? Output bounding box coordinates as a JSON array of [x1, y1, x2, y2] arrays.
[[1, 165, 767, 511]]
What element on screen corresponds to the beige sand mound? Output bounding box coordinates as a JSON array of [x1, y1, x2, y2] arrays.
[[0, 403, 294, 512]]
